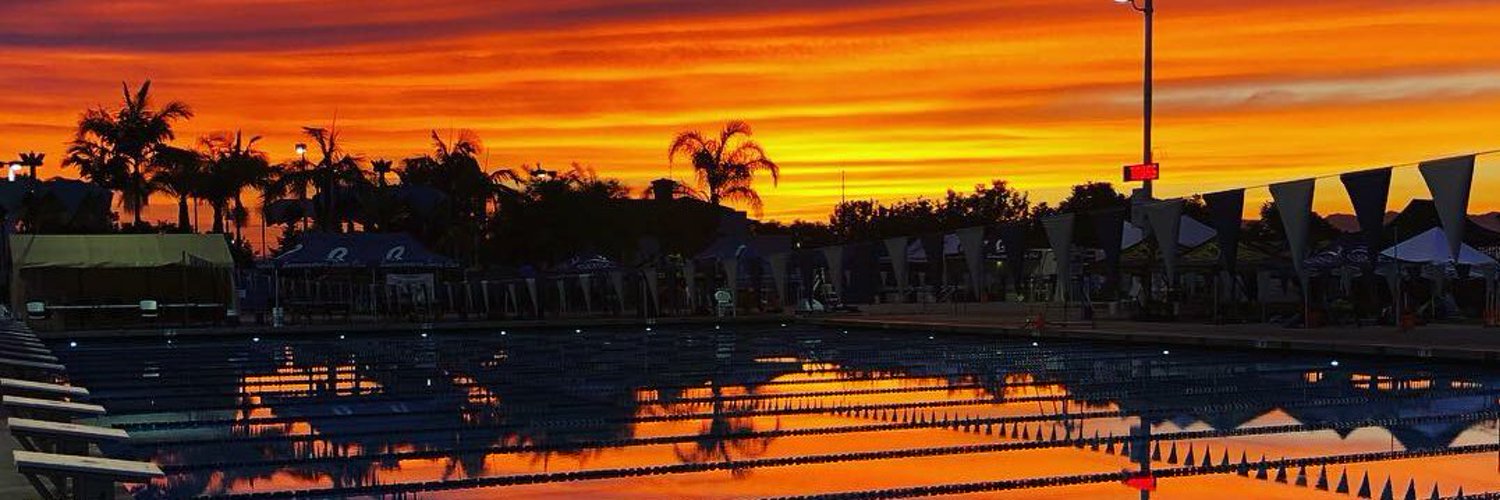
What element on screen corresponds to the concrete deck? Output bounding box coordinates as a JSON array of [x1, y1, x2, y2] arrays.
[[810, 311, 1500, 362], [40, 314, 782, 340]]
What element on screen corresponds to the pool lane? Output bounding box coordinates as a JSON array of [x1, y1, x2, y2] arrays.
[[45, 325, 1500, 499]]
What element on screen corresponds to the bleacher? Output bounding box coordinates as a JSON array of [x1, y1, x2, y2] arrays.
[[0, 308, 162, 499]]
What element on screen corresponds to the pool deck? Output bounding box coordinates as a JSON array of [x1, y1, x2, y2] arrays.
[[809, 312, 1500, 362], [34, 315, 782, 340]]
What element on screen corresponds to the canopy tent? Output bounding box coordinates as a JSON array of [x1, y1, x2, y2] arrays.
[[1304, 235, 1374, 275], [1176, 240, 1279, 270], [11, 234, 234, 269], [1121, 216, 1216, 250], [1381, 228, 1497, 267], [555, 254, 619, 274], [266, 232, 458, 269], [693, 234, 792, 262], [9, 234, 237, 330]]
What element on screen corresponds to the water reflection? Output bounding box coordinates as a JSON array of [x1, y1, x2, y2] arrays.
[[48, 326, 1500, 499]]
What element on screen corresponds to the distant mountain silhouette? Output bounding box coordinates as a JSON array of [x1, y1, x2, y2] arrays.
[[1324, 210, 1500, 234]]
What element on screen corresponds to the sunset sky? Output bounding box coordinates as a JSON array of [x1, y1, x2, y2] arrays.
[[3, 0, 1500, 229]]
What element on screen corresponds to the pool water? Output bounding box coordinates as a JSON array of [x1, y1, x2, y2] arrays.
[[51, 325, 1500, 499]]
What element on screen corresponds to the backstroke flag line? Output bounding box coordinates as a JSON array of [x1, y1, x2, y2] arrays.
[[1203, 189, 1245, 274], [1042, 213, 1075, 302], [1339, 167, 1393, 252], [1420, 155, 1476, 262], [957, 226, 986, 299], [1270, 178, 1317, 294], [1141, 199, 1184, 283]]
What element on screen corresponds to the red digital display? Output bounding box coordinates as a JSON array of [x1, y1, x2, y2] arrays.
[[1122, 473, 1157, 491], [1123, 162, 1160, 182]]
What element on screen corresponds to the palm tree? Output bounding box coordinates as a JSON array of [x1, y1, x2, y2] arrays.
[[399, 130, 494, 262], [667, 121, 779, 216], [266, 124, 364, 231], [200, 130, 273, 239], [63, 80, 193, 226], [17, 152, 44, 178], [150, 145, 206, 232], [399, 130, 492, 220]]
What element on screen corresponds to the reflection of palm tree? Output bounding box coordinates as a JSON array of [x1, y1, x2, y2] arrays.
[[670, 381, 778, 478], [64, 80, 193, 226], [668, 120, 779, 216]]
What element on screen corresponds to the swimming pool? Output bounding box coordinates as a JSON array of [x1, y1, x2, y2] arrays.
[[53, 324, 1500, 499]]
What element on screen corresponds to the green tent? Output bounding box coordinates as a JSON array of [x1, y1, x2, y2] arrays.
[[9, 234, 237, 330]]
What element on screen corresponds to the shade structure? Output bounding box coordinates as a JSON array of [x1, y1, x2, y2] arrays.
[[10, 234, 238, 330], [12, 234, 235, 269], [767, 252, 790, 307], [267, 232, 457, 269], [821, 245, 846, 298], [609, 270, 626, 311], [956, 226, 986, 298], [1139, 199, 1185, 283], [1381, 227, 1496, 267], [883, 236, 911, 301], [1042, 214, 1075, 302], [994, 224, 1030, 285], [1121, 216, 1215, 250], [1093, 208, 1127, 281], [918, 233, 946, 286]]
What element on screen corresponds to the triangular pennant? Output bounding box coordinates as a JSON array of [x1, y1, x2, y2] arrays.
[[956, 227, 986, 300], [1419, 155, 1476, 262], [1093, 208, 1127, 278], [767, 252, 791, 307], [821, 246, 845, 298], [1141, 199, 1185, 282], [1270, 178, 1317, 293], [1204, 189, 1245, 274], [883, 236, 911, 301], [1340, 167, 1393, 251]]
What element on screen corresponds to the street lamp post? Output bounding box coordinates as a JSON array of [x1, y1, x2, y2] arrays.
[[1117, 0, 1154, 200]]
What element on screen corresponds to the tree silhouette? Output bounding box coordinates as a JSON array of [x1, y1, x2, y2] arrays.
[[668, 121, 779, 216], [149, 145, 205, 232], [63, 80, 193, 226], [200, 131, 273, 239], [266, 124, 365, 231]]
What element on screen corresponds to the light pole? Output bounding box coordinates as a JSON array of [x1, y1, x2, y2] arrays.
[[1116, 0, 1154, 200]]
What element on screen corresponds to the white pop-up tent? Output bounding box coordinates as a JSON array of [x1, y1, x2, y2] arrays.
[[1380, 227, 1497, 267], [1120, 216, 1217, 250]]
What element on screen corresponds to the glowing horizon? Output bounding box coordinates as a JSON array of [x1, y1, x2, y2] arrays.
[[4, 0, 1500, 235]]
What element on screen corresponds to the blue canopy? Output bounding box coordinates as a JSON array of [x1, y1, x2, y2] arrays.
[[266, 232, 458, 269]]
